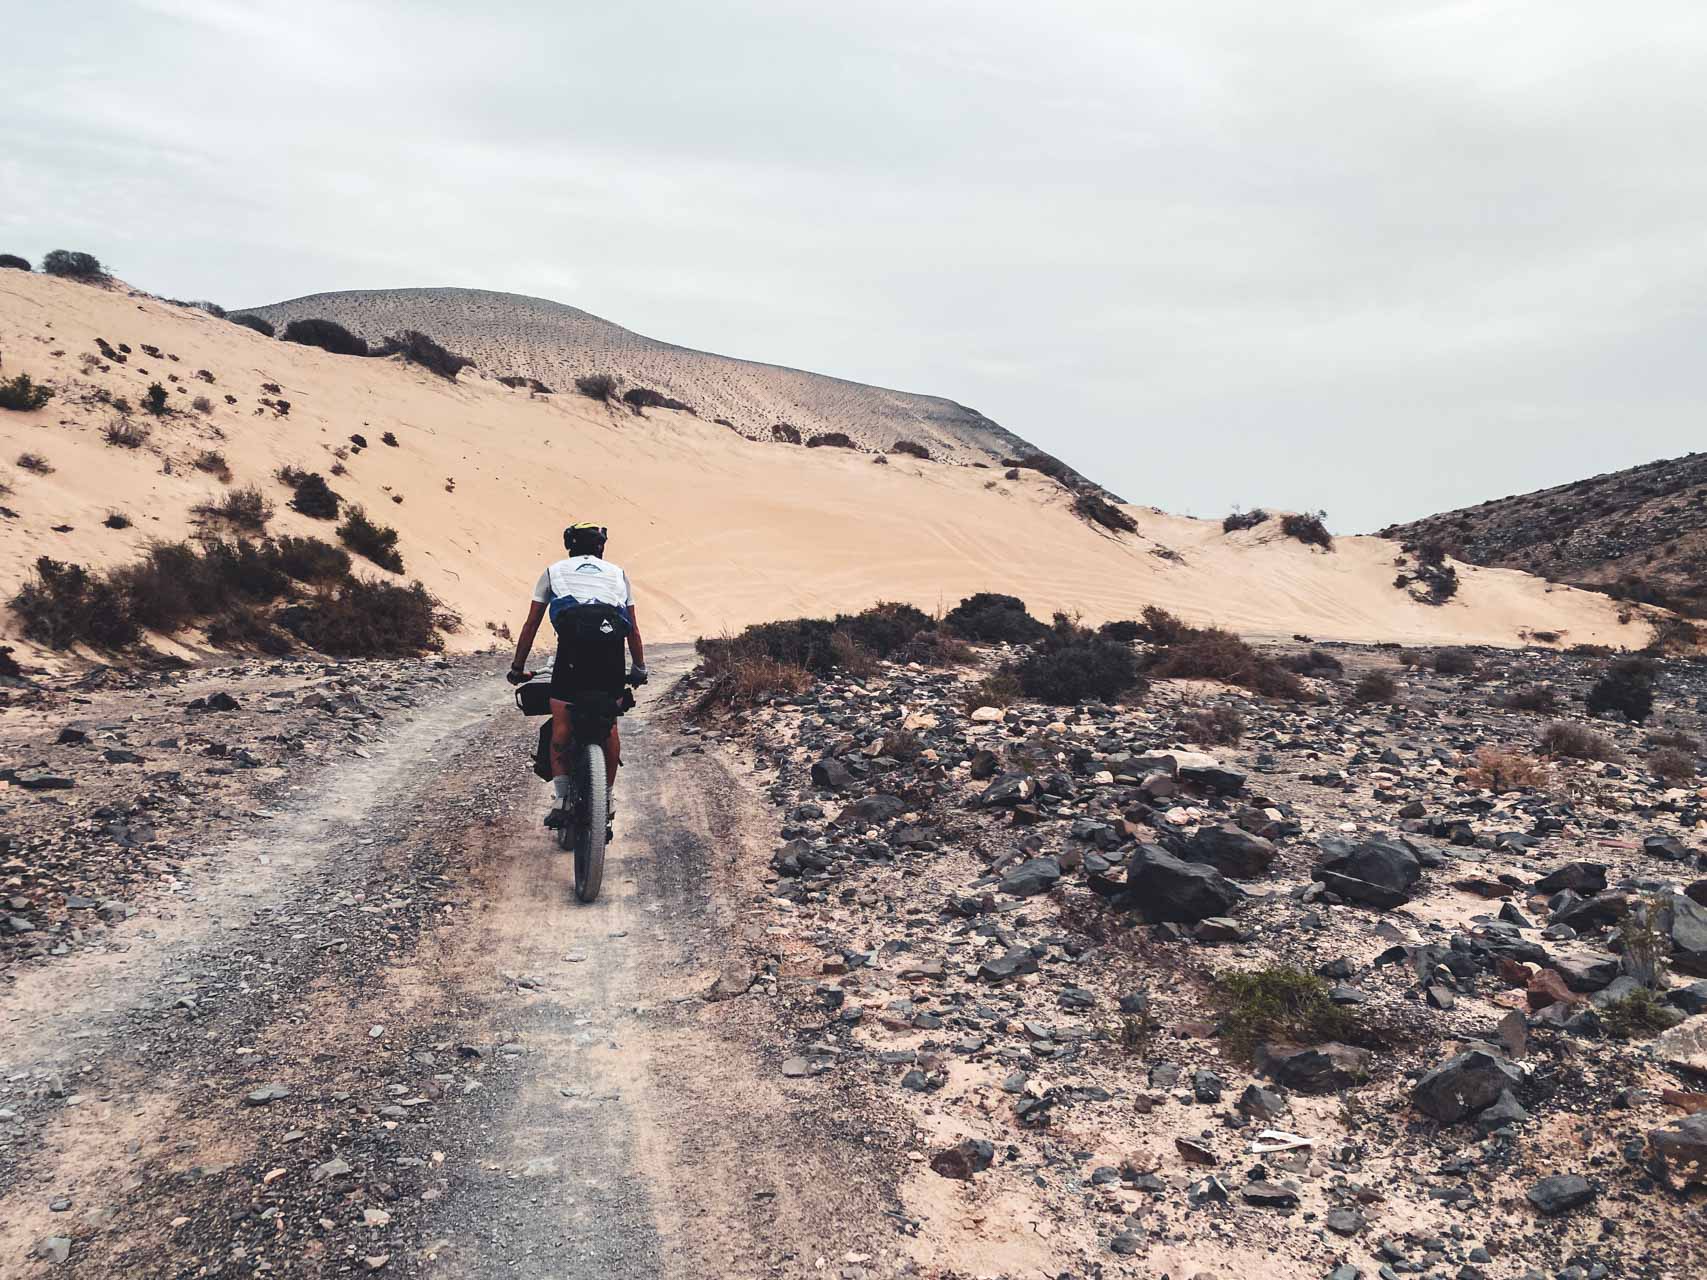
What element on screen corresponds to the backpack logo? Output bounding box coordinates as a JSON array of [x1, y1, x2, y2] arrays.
[[599, 619, 614, 634]]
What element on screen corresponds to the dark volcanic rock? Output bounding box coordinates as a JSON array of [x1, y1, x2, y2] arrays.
[[1526, 1174, 1595, 1216], [999, 856, 1062, 897], [835, 794, 906, 826], [1412, 1050, 1523, 1124], [1178, 763, 1246, 795], [1121, 845, 1243, 923], [1669, 893, 1707, 977], [1255, 1042, 1371, 1093], [1313, 837, 1421, 909], [810, 758, 855, 790], [1534, 862, 1608, 895], [1648, 1112, 1707, 1189], [1183, 824, 1276, 879], [930, 1137, 994, 1180], [978, 947, 1040, 983]]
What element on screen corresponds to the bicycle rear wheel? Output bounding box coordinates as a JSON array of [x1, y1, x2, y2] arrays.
[[572, 741, 607, 903]]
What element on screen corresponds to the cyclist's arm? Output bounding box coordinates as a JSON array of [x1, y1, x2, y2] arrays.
[[511, 600, 547, 673], [627, 606, 646, 669]]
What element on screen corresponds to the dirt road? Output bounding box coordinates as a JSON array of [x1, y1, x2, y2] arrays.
[[0, 646, 900, 1278]]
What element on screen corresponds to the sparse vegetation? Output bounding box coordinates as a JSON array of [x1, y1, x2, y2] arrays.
[[143, 382, 169, 415], [1649, 746, 1697, 786], [1541, 720, 1620, 762], [1462, 746, 1550, 792], [1176, 703, 1244, 745], [0, 254, 30, 271], [230, 314, 275, 338], [102, 418, 150, 449], [278, 468, 340, 519], [1587, 656, 1658, 723], [1600, 988, 1680, 1039], [337, 506, 404, 572], [381, 431, 398, 447], [621, 387, 694, 413], [1353, 670, 1399, 703], [1072, 491, 1137, 534], [16, 453, 53, 475], [0, 374, 53, 411], [1147, 624, 1309, 701], [1432, 648, 1476, 676], [1222, 509, 1268, 533], [40, 249, 106, 281], [890, 440, 931, 460], [1214, 966, 1363, 1062], [284, 578, 454, 657], [961, 670, 1024, 713], [374, 329, 473, 380], [103, 511, 131, 530], [1280, 511, 1333, 550], [943, 593, 1051, 644], [193, 450, 232, 482], [1280, 649, 1344, 676], [191, 395, 213, 414], [12, 557, 139, 649], [1014, 615, 1144, 705], [574, 373, 618, 400], [281, 317, 368, 357], [194, 485, 274, 531], [1503, 684, 1561, 714], [806, 432, 858, 449], [771, 423, 802, 444]]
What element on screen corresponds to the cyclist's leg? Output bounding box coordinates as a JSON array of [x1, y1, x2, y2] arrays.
[[604, 721, 621, 789]]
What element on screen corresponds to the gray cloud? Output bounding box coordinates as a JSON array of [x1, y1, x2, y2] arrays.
[[6, 0, 1705, 529]]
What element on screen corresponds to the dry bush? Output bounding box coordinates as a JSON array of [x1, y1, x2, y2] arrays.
[[828, 630, 878, 676], [890, 440, 931, 460], [1463, 746, 1550, 792], [771, 423, 802, 444], [1222, 509, 1268, 533], [1280, 511, 1333, 549], [281, 317, 368, 357], [806, 431, 857, 449], [1432, 647, 1476, 675], [194, 486, 273, 531], [692, 647, 813, 714], [1150, 626, 1307, 700], [337, 506, 404, 573], [16, 453, 53, 474], [103, 418, 150, 449], [574, 373, 618, 400], [282, 579, 454, 656], [1397, 649, 1425, 668], [1280, 648, 1344, 676], [12, 557, 138, 648], [1649, 728, 1701, 754], [192, 395, 213, 414], [0, 373, 53, 411], [193, 450, 232, 482], [103, 511, 131, 529], [1072, 491, 1137, 534], [880, 729, 924, 760], [1502, 684, 1561, 714], [1541, 720, 1620, 762], [1353, 670, 1398, 703], [899, 629, 974, 666], [374, 330, 472, 380], [1649, 747, 1697, 786], [961, 670, 1024, 713], [1175, 703, 1243, 745]]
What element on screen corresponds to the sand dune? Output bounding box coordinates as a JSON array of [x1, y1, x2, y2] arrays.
[[0, 272, 1651, 658]]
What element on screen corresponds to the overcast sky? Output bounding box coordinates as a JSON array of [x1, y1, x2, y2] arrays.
[[6, 1, 1704, 530]]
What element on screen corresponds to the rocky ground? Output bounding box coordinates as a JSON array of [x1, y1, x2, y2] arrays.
[[689, 639, 1707, 1280]]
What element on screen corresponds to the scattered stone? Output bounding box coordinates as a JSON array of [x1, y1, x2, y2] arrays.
[[1525, 1174, 1595, 1216], [929, 1138, 994, 1180]]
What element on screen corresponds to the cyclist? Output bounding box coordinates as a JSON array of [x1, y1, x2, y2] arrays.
[[506, 523, 647, 830]]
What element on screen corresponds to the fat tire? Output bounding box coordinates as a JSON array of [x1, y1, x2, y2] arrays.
[[573, 742, 607, 903]]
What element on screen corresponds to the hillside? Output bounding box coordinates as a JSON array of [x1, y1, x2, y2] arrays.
[[1381, 453, 1707, 616], [0, 270, 1653, 661], [241, 286, 1084, 481]]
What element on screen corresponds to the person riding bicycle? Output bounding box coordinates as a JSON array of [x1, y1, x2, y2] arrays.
[[506, 523, 647, 830]]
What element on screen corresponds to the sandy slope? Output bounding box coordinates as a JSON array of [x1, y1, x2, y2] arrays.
[[0, 272, 1650, 658]]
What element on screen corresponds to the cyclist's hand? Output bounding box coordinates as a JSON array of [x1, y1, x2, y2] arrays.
[[505, 668, 533, 686], [629, 664, 649, 686]]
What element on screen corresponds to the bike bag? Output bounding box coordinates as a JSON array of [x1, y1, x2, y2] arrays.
[[514, 680, 554, 716], [532, 722, 553, 780]]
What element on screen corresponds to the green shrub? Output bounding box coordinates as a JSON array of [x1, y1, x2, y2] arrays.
[[1587, 657, 1657, 723], [890, 440, 931, 460], [273, 535, 350, 583], [1072, 491, 1137, 534], [833, 601, 933, 658], [1016, 634, 1141, 704], [961, 670, 1023, 713], [943, 592, 1051, 644], [1280, 511, 1333, 549], [281, 317, 368, 357], [1600, 988, 1682, 1039], [283, 579, 451, 656], [0, 373, 53, 411], [11, 557, 138, 649], [1214, 966, 1363, 1061], [337, 506, 404, 572], [41, 249, 106, 281], [1149, 625, 1307, 700], [0, 254, 30, 271], [143, 382, 168, 416], [194, 485, 273, 531], [281, 469, 340, 519], [1432, 647, 1476, 675], [1353, 670, 1398, 703], [1223, 509, 1268, 533]]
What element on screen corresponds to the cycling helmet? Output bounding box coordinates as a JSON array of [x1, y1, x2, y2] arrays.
[[564, 522, 608, 556]]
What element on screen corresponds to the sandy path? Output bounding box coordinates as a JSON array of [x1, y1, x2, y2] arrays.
[[0, 648, 896, 1278]]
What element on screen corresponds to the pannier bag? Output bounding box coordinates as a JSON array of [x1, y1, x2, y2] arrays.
[[514, 679, 554, 716]]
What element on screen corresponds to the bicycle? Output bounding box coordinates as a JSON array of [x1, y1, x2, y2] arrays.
[[512, 676, 636, 904]]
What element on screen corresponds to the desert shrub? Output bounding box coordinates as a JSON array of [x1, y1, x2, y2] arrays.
[[103, 418, 150, 449], [1214, 967, 1363, 1062], [141, 382, 168, 416], [1570, 643, 1613, 658], [879, 729, 924, 760], [337, 506, 403, 572], [498, 374, 552, 393], [834, 601, 933, 658], [1015, 624, 1142, 705], [806, 431, 857, 449], [1353, 670, 1399, 703], [1647, 615, 1702, 656], [574, 373, 618, 400], [1010, 451, 1073, 484], [828, 630, 879, 676], [1222, 509, 1268, 533], [1280, 649, 1344, 676], [230, 314, 275, 338], [1587, 656, 1658, 723], [1462, 747, 1550, 792], [961, 670, 1024, 712], [280, 469, 340, 519], [943, 592, 1051, 644], [283, 578, 449, 656], [1136, 605, 1189, 646], [1397, 649, 1425, 668], [1649, 728, 1701, 754], [1149, 625, 1307, 700], [206, 605, 294, 655], [373, 329, 472, 380], [193, 450, 232, 482], [1176, 703, 1243, 745], [898, 629, 973, 666], [41, 249, 106, 281], [0, 254, 30, 271], [692, 650, 813, 712], [281, 317, 368, 357], [620, 387, 693, 412], [12, 558, 138, 649], [0, 374, 53, 411], [1600, 988, 1680, 1039], [771, 423, 802, 444], [700, 618, 839, 675], [1098, 619, 1142, 642], [16, 453, 53, 474], [1280, 511, 1333, 549], [194, 485, 273, 531], [1432, 648, 1476, 676], [191, 395, 213, 414], [103, 511, 131, 529], [273, 535, 351, 583], [1649, 746, 1697, 786], [1072, 491, 1137, 534], [381, 431, 398, 447], [890, 440, 931, 460], [1503, 684, 1561, 714], [1541, 720, 1620, 762]]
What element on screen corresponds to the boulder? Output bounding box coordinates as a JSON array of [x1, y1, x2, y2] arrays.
[[930, 1138, 994, 1180], [1654, 1019, 1707, 1075], [1183, 824, 1276, 879], [1178, 763, 1247, 795], [1526, 1174, 1595, 1216], [1412, 1050, 1523, 1124], [1648, 1112, 1707, 1189], [1669, 893, 1707, 977], [834, 794, 906, 827], [998, 856, 1062, 898], [1255, 1042, 1371, 1094], [1533, 862, 1608, 895], [1553, 952, 1621, 993], [1552, 891, 1629, 933], [1313, 837, 1421, 909], [1121, 845, 1243, 923], [809, 758, 855, 791], [977, 947, 1040, 983], [980, 772, 1037, 808]]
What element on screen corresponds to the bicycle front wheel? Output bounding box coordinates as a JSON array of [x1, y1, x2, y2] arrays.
[[573, 741, 607, 903]]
